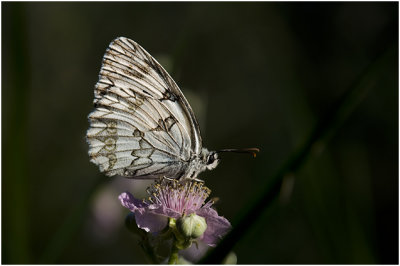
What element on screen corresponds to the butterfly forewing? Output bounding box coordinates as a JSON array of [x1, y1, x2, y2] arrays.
[[87, 37, 202, 179]]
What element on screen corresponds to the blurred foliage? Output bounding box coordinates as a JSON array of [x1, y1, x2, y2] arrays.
[[2, 2, 398, 264]]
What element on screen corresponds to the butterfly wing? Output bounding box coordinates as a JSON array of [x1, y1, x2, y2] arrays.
[[87, 37, 202, 179]]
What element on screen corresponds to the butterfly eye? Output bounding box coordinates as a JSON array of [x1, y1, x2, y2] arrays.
[[207, 154, 215, 165]]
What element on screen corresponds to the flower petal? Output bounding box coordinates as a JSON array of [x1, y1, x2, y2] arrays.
[[135, 211, 168, 233], [150, 204, 181, 219], [196, 207, 231, 246], [118, 192, 147, 213]]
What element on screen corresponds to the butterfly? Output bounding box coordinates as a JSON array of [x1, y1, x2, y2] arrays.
[[87, 37, 259, 180]]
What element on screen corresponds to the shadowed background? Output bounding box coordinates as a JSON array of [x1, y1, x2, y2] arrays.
[[3, 2, 398, 264]]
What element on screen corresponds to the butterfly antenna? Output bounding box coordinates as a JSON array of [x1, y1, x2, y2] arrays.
[[216, 148, 260, 158]]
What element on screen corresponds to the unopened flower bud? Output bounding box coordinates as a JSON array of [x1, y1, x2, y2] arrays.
[[177, 213, 207, 239]]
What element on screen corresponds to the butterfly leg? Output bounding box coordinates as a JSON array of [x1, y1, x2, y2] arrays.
[[163, 176, 178, 182]]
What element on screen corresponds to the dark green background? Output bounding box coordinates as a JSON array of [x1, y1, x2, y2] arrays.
[[3, 2, 398, 264]]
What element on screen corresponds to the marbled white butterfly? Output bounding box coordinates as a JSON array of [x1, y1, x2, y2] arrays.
[[87, 37, 258, 180]]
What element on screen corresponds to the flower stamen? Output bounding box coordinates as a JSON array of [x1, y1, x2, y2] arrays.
[[145, 178, 211, 214]]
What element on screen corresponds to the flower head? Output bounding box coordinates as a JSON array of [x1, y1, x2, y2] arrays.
[[119, 178, 231, 246]]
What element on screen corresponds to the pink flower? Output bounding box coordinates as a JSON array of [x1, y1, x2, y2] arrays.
[[119, 178, 231, 246]]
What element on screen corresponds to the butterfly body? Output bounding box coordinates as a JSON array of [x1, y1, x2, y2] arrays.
[[87, 37, 219, 180]]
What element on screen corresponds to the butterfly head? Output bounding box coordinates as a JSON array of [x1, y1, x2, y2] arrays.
[[201, 148, 220, 170]]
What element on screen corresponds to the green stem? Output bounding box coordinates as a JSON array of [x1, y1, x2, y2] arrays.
[[168, 240, 180, 264]]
